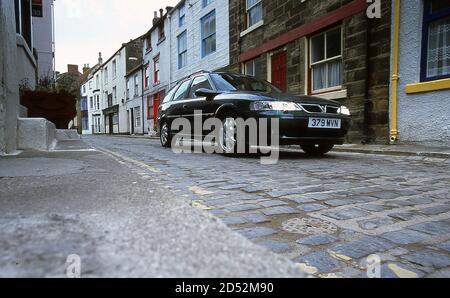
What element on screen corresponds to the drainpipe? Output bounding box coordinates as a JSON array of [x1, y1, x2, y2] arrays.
[[390, 0, 401, 143], [363, 17, 372, 144], [168, 13, 172, 89]]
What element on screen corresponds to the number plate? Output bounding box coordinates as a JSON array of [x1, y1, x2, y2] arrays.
[[308, 118, 341, 129]]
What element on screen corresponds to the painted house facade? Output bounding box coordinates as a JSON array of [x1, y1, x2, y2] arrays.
[[142, 9, 172, 135], [125, 64, 145, 135], [96, 39, 142, 135], [228, 0, 392, 144], [390, 0, 450, 146], [169, 0, 230, 84], [32, 0, 55, 81]]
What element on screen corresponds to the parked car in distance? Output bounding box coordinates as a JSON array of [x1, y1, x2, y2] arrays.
[[157, 72, 352, 156]]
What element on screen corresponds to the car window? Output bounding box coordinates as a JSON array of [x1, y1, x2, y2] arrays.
[[173, 79, 191, 101], [211, 74, 282, 95], [189, 76, 213, 98], [163, 85, 178, 103]]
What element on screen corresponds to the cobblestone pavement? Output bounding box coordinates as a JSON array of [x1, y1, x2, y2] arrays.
[[86, 136, 450, 278]]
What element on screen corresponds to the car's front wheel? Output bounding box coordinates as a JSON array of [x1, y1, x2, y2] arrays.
[[301, 144, 334, 156], [160, 121, 172, 148], [219, 116, 238, 155]]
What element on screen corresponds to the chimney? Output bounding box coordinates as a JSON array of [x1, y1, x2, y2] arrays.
[[98, 52, 103, 65], [153, 11, 160, 25], [67, 64, 79, 75], [159, 9, 163, 18], [83, 64, 90, 74]]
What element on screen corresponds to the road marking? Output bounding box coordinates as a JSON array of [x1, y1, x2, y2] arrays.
[[387, 264, 419, 278], [96, 147, 161, 174], [189, 186, 214, 196]]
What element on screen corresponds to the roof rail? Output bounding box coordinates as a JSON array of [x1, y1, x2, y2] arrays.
[[188, 70, 211, 78]]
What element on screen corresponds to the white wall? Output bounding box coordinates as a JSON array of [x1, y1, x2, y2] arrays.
[[125, 68, 144, 135], [169, 0, 230, 84], [32, 0, 54, 80], [101, 47, 127, 134], [393, 0, 450, 146], [143, 17, 171, 134]]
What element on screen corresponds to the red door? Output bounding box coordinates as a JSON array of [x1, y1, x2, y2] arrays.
[[153, 93, 160, 128], [271, 51, 287, 92]]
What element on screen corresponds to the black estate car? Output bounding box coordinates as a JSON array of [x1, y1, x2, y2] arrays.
[[157, 72, 352, 156]]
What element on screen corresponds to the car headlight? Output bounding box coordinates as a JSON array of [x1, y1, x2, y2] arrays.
[[250, 101, 303, 112], [338, 106, 351, 116]]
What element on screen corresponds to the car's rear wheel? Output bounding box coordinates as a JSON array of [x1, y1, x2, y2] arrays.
[[301, 144, 334, 156], [160, 121, 172, 148]]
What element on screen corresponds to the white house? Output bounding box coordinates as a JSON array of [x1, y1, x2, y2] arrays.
[[142, 9, 172, 135], [100, 38, 142, 135], [169, 0, 230, 84], [32, 0, 55, 81], [125, 65, 145, 135]]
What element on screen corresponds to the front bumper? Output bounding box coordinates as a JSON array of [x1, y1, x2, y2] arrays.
[[248, 111, 353, 145]]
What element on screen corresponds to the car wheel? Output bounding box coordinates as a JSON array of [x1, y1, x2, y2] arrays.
[[219, 114, 239, 155], [301, 144, 334, 156], [160, 121, 172, 148]]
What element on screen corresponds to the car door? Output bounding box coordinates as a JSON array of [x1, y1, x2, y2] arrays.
[[169, 79, 192, 138], [186, 75, 221, 137]]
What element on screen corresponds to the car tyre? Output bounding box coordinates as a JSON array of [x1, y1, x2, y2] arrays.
[[301, 144, 334, 156], [160, 120, 172, 148]]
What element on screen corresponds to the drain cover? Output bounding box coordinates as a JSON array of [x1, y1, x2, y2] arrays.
[[281, 218, 338, 235]]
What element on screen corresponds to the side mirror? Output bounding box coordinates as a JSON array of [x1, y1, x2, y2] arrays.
[[194, 88, 221, 101]]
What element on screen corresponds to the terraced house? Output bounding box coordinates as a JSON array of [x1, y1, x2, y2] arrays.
[[228, 0, 392, 144]]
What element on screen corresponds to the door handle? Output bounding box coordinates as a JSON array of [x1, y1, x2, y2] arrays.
[[183, 104, 189, 109]]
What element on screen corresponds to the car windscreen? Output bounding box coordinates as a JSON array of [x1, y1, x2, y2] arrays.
[[211, 74, 282, 95]]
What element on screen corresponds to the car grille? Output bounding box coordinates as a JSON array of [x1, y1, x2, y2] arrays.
[[299, 104, 340, 114]]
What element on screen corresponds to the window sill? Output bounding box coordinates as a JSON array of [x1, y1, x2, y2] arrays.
[[312, 88, 347, 100], [240, 20, 264, 38], [405, 78, 450, 94], [157, 37, 166, 46]]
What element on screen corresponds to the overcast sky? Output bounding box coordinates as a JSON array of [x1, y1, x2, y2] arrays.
[[55, 0, 178, 73]]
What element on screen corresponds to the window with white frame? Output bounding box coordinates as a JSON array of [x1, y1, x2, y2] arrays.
[[95, 75, 99, 89], [96, 95, 100, 110], [134, 107, 141, 128], [154, 56, 160, 83], [144, 65, 150, 89], [113, 87, 117, 104], [134, 74, 139, 96], [310, 26, 343, 92], [246, 0, 263, 28], [244, 57, 264, 80], [179, 3, 186, 27], [112, 60, 117, 79], [201, 11, 216, 57], [89, 97, 93, 109], [104, 67, 109, 84], [89, 81, 93, 90], [126, 79, 130, 99], [178, 31, 188, 69]]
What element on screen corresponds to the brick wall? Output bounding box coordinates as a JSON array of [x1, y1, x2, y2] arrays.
[[228, 0, 391, 144]]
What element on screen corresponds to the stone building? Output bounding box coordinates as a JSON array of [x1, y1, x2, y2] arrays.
[[228, 0, 392, 143], [390, 0, 450, 146]]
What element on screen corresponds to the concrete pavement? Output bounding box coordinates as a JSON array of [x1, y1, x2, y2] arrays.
[[0, 143, 305, 278]]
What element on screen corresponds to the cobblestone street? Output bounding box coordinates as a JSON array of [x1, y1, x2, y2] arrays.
[[86, 136, 450, 278]]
